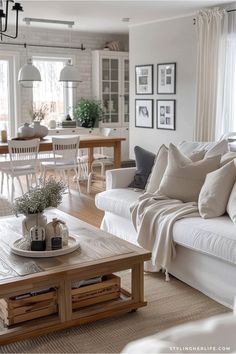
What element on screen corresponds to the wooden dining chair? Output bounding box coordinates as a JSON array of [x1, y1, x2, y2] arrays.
[[1, 139, 40, 202]]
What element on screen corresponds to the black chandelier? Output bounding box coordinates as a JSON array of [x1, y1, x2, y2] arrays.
[[0, 0, 23, 41]]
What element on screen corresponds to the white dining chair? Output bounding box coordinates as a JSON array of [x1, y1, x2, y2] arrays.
[[40, 136, 80, 192], [1, 139, 40, 202]]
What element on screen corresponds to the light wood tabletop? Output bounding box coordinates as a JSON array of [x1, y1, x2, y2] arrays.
[[0, 134, 126, 171], [0, 209, 151, 345]]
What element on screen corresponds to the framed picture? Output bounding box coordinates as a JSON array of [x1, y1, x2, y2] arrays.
[[135, 99, 153, 128], [157, 63, 176, 94], [157, 100, 176, 130], [135, 65, 153, 95]]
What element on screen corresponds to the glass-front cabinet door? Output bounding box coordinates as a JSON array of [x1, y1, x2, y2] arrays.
[[101, 58, 119, 125], [123, 58, 129, 125]]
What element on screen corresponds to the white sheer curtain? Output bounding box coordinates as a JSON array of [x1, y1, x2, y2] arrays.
[[219, 12, 236, 137], [194, 8, 228, 141]]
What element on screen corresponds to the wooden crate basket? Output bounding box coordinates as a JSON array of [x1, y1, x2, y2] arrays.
[[71, 274, 121, 310], [0, 288, 58, 326]]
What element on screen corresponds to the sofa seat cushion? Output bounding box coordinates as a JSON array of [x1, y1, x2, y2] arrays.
[[173, 216, 236, 264], [95, 188, 142, 219]]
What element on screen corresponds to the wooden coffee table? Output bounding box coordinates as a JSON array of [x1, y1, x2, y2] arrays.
[[0, 209, 151, 345]]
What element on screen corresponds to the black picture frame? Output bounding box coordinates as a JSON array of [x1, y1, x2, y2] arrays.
[[156, 99, 176, 130], [135, 99, 153, 128], [157, 63, 176, 94], [135, 64, 153, 95]]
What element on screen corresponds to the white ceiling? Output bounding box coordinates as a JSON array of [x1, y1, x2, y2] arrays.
[[13, 0, 231, 33]]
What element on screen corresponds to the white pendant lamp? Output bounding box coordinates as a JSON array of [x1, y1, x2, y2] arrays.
[[59, 59, 81, 88], [18, 44, 41, 88]]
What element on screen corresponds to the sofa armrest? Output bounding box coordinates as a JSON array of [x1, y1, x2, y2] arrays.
[[106, 167, 136, 190]]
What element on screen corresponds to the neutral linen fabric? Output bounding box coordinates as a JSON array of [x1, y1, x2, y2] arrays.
[[95, 188, 142, 219], [131, 192, 199, 273], [158, 144, 221, 202], [106, 167, 136, 190], [128, 146, 155, 190], [189, 150, 205, 162], [220, 11, 236, 136], [227, 182, 236, 224], [173, 216, 236, 265], [122, 314, 236, 354], [194, 8, 228, 141], [146, 144, 168, 193], [178, 140, 227, 156], [220, 151, 236, 166], [199, 161, 236, 218], [204, 139, 229, 158]]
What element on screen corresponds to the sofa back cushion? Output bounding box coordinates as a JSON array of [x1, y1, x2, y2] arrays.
[[178, 140, 228, 157], [227, 182, 236, 224], [199, 161, 236, 218], [158, 144, 221, 202], [220, 151, 236, 166], [128, 146, 155, 190], [146, 145, 168, 193]]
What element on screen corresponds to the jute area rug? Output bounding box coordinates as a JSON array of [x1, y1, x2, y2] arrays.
[[1, 271, 229, 354]]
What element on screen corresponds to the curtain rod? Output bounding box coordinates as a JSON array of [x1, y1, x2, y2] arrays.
[[0, 42, 86, 50], [193, 8, 236, 25]]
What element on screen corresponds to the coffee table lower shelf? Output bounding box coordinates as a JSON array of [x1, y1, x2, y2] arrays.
[[0, 288, 146, 346]]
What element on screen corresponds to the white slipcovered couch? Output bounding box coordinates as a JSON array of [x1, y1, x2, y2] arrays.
[[95, 142, 236, 309]]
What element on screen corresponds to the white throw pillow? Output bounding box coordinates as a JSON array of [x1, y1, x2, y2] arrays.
[[158, 144, 221, 202], [227, 182, 236, 224], [199, 161, 236, 218], [146, 145, 168, 193], [204, 139, 229, 158], [189, 150, 206, 162]]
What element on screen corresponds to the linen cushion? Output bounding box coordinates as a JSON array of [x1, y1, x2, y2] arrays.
[[173, 216, 236, 264], [189, 150, 206, 162], [158, 144, 221, 202], [204, 139, 229, 158], [220, 151, 236, 166], [227, 182, 236, 224], [95, 188, 141, 219], [128, 146, 155, 190], [199, 161, 236, 218], [146, 145, 168, 193]]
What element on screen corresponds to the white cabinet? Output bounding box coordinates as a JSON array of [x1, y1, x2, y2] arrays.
[[47, 127, 100, 135], [92, 50, 129, 128]]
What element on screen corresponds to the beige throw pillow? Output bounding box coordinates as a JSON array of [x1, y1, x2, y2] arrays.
[[199, 161, 236, 218], [204, 139, 229, 158], [189, 150, 206, 162], [227, 182, 236, 224], [146, 145, 168, 193], [220, 151, 236, 166], [158, 144, 221, 202]]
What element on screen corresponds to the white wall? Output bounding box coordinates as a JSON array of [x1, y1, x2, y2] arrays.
[[0, 26, 128, 132], [129, 16, 197, 157]]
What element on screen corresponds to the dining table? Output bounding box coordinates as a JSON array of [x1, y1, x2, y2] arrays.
[[0, 134, 126, 172]]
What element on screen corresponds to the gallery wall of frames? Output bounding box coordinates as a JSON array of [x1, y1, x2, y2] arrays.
[[135, 63, 176, 131]]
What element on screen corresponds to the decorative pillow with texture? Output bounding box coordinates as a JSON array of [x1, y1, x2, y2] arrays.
[[199, 161, 236, 218], [204, 139, 229, 158], [220, 151, 236, 166], [227, 182, 236, 224], [146, 145, 168, 193], [158, 144, 221, 202], [128, 146, 155, 190], [189, 150, 206, 162]]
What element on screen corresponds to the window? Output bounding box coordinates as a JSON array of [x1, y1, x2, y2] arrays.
[[33, 57, 73, 123], [0, 56, 15, 136]]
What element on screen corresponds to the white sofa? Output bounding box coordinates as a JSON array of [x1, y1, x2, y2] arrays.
[[95, 166, 236, 309]]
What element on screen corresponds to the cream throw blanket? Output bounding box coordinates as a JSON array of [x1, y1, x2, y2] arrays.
[[131, 193, 199, 280]]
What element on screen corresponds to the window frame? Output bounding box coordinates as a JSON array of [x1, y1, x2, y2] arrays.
[[32, 53, 76, 119], [0, 51, 20, 137]]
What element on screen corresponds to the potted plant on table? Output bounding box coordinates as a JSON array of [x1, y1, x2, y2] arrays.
[[13, 178, 66, 238], [73, 98, 103, 128]]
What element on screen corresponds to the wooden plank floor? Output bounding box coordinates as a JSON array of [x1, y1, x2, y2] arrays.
[[3, 172, 105, 229]]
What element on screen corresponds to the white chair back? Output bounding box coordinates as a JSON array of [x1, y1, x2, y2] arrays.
[[52, 136, 80, 163], [8, 139, 40, 170]]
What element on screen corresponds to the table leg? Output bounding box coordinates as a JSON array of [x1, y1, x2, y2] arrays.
[[131, 262, 144, 303], [113, 141, 121, 168], [88, 147, 94, 173]]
